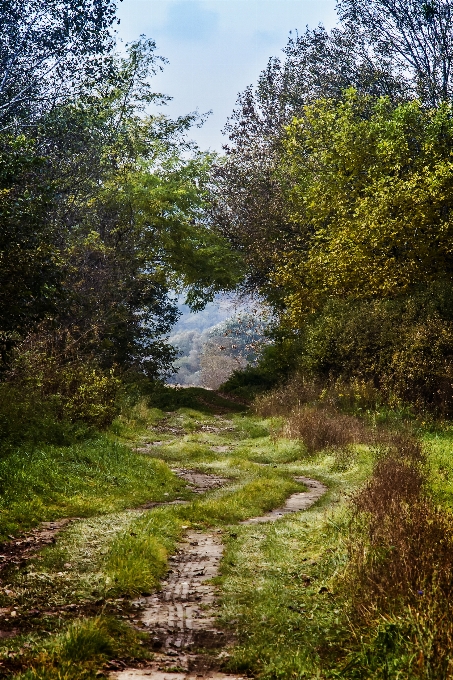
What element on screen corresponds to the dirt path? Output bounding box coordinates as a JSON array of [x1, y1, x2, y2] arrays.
[[110, 476, 327, 680], [0, 518, 78, 575], [241, 476, 327, 525], [172, 470, 229, 494]]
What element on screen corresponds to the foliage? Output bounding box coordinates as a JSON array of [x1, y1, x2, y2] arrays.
[[0, 29, 242, 416], [0, 135, 62, 361], [278, 92, 453, 318], [0, 0, 118, 130], [220, 336, 304, 400], [199, 312, 268, 389], [0, 384, 92, 456], [293, 283, 453, 415], [146, 383, 244, 413], [211, 0, 441, 298]]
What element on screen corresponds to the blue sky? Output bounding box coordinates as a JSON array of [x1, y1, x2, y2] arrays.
[[116, 0, 338, 150]]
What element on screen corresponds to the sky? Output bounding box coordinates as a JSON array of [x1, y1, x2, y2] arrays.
[[116, 0, 338, 150]]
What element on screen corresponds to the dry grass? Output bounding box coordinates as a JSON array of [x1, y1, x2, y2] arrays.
[[282, 406, 363, 454], [344, 435, 453, 676], [253, 376, 323, 417], [254, 375, 380, 455], [254, 374, 382, 419]]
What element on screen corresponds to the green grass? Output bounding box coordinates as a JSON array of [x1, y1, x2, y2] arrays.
[[220, 506, 350, 678], [11, 616, 149, 679], [0, 435, 187, 539], [6, 385, 447, 679], [424, 429, 453, 508]]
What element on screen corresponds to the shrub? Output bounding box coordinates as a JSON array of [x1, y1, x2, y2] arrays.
[[298, 283, 453, 416], [6, 330, 120, 427], [0, 383, 92, 456], [221, 338, 304, 400], [281, 406, 362, 454]]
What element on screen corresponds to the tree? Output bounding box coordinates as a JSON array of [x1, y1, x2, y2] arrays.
[[338, 0, 453, 105], [0, 135, 61, 363], [1, 37, 242, 380], [0, 0, 118, 130], [210, 25, 405, 300], [277, 90, 453, 324], [212, 1, 453, 302]]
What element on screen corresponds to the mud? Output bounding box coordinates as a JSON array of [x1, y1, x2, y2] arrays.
[[110, 477, 327, 680], [138, 470, 229, 510], [0, 518, 77, 576], [172, 469, 229, 494], [110, 531, 235, 680], [241, 476, 327, 525]]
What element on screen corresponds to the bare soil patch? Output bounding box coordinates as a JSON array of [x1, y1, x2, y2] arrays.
[[241, 476, 326, 524], [111, 477, 326, 680], [111, 531, 236, 680], [172, 470, 229, 494], [0, 518, 78, 575]]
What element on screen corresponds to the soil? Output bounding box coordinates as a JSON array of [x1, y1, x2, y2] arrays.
[[241, 476, 327, 524], [0, 518, 78, 576], [110, 476, 327, 680], [172, 470, 229, 494]]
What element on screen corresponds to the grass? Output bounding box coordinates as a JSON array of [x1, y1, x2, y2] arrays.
[[219, 504, 350, 678], [10, 616, 149, 679], [4, 383, 453, 678], [0, 437, 187, 539], [0, 392, 350, 678]]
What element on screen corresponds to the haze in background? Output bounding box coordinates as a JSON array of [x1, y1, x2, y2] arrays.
[[116, 0, 337, 150], [116, 1, 338, 383]]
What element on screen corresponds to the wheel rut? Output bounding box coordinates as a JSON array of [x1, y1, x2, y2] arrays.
[[110, 475, 327, 680]]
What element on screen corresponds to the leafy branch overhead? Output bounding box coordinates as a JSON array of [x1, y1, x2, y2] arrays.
[[0, 5, 243, 423]]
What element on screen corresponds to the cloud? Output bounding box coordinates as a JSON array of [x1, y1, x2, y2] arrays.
[[163, 1, 218, 42]]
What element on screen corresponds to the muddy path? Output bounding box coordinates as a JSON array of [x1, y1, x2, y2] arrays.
[[0, 458, 327, 679], [0, 472, 227, 578], [110, 477, 327, 680], [0, 519, 78, 576]]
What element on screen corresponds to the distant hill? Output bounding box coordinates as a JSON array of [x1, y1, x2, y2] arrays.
[[168, 296, 264, 386]]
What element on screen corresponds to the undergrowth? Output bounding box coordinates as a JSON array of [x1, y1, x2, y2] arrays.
[[3, 381, 453, 678]]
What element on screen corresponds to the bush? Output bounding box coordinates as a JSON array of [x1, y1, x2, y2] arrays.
[[221, 338, 303, 400], [282, 406, 362, 454], [0, 384, 92, 456], [146, 383, 245, 413], [296, 282, 453, 416], [6, 331, 121, 427]]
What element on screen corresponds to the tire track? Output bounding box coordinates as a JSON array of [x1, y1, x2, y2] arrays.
[[111, 476, 327, 680]]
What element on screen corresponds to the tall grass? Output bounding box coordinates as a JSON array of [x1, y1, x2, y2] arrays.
[[343, 436, 453, 677], [0, 438, 184, 539]]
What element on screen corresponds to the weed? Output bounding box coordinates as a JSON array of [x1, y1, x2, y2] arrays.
[[342, 434, 453, 677]]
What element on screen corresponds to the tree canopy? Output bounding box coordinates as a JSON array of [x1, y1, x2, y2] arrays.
[[276, 91, 453, 324]]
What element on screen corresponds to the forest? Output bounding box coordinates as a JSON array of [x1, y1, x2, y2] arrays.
[[2, 0, 453, 678]]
